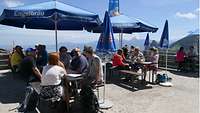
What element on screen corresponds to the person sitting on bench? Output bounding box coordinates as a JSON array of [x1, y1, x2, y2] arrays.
[[148, 47, 159, 75], [40, 52, 69, 106], [20, 48, 42, 82], [129, 47, 145, 72], [112, 49, 130, 70], [82, 46, 103, 85], [10, 45, 24, 73], [69, 48, 89, 74]]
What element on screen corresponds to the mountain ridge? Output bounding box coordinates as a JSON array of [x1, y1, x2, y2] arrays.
[[170, 34, 199, 53]]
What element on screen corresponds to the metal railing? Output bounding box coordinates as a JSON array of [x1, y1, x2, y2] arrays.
[[158, 50, 199, 71], [0, 53, 10, 70]]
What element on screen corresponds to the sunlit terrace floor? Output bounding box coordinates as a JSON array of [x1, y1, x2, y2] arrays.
[[0, 69, 199, 113]]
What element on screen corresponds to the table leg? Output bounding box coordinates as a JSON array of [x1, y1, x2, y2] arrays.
[[142, 68, 146, 81], [72, 80, 79, 101], [131, 75, 134, 89], [152, 72, 154, 83], [149, 70, 151, 82]]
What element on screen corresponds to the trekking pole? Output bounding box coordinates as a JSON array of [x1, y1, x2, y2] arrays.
[[165, 49, 168, 75]]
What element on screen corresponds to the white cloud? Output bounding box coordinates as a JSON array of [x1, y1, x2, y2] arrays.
[[175, 12, 196, 20], [194, 8, 200, 16], [4, 0, 24, 7], [195, 8, 200, 12], [140, 0, 194, 7]]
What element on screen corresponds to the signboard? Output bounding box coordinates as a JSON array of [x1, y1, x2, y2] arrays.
[[109, 0, 120, 17], [14, 10, 44, 17]]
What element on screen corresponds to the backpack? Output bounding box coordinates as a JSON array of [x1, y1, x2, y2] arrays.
[[18, 86, 39, 112], [80, 84, 102, 113], [156, 74, 172, 84], [39, 97, 68, 113]]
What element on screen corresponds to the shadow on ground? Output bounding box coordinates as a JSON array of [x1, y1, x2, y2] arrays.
[[0, 71, 92, 113], [0, 72, 26, 104], [169, 70, 199, 78], [112, 80, 153, 92]]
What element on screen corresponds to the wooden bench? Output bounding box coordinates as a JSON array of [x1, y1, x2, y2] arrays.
[[109, 66, 118, 70], [119, 70, 143, 76], [108, 66, 118, 82], [119, 70, 144, 88]]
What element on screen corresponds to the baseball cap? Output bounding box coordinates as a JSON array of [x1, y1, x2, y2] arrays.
[[15, 45, 23, 49], [26, 48, 35, 52]]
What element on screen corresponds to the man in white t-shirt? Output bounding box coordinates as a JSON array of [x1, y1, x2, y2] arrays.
[[83, 46, 103, 85]]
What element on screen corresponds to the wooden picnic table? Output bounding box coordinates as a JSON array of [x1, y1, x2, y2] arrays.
[[123, 61, 155, 83], [139, 62, 157, 83], [29, 74, 83, 100], [67, 74, 83, 98]]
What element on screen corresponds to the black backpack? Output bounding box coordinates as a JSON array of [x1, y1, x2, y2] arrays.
[[80, 84, 102, 113], [18, 86, 39, 112]]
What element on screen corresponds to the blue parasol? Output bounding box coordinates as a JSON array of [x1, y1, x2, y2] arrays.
[[159, 20, 169, 73], [0, 1, 101, 51], [96, 11, 116, 53], [89, 14, 158, 48], [144, 33, 150, 49], [88, 14, 158, 33], [159, 20, 169, 48], [88, 0, 158, 48]]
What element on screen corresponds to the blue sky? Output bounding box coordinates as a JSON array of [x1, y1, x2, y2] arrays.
[[0, 0, 199, 47]]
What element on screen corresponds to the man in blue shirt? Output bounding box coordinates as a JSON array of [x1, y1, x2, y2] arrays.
[[70, 48, 88, 74], [36, 45, 48, 72]]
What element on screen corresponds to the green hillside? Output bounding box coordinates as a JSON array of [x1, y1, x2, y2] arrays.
[[170, 34, 199, 53]]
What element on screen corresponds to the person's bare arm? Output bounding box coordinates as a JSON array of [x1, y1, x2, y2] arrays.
[[122, 62, 129, 66], [95, 64, 100, 82], [94, 58, 102, 83], [32, 67, 42, 81], [58, 61, 65, 69]]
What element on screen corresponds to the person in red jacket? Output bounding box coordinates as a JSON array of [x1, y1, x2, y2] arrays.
[[112, 49, 129, 70], [176, 47, 186, 71]]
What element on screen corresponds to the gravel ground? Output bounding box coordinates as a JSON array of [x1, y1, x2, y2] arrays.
[[0, 70, 199, 113]]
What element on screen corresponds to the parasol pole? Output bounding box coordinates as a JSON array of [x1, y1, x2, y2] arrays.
[[54, 1, 58, 52], [12, 40, 15, 48], [121, 29, 123, 47], [120, 29, 123, 48], [12, 40, 15, 53], [55, 20, 58, 52], [165, 48, 168, 74], [119, 33, 121, 48], [98, 11, 113, 109]]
